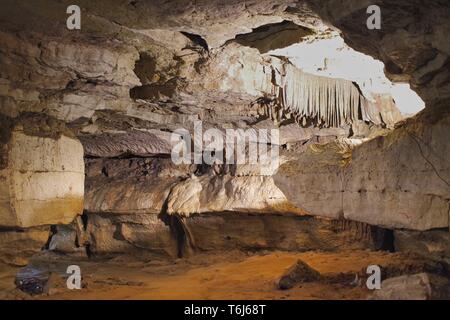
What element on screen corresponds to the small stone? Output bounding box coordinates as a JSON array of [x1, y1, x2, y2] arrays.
[[370, 273, 450, 300], [277, 259, 321, 290]]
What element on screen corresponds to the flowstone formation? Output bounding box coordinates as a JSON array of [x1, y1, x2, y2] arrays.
[[255, 62, 400, 128]]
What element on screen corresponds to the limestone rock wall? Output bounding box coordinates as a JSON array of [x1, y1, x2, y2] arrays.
[[274, 107, 450, 231], [84, 213, 177, 257], [83, 155, 304, 217], [0, 121, 84, 228], [394, 229, 450, 264], [0, 115, 85, 265], [0, 0, 448, 267], [166, 175, 304, 216], [0, 30, 140, 122], [49, 212, 389, 257], [184, 214, 390, 252], [84, 158, 194, 215], [270, 0, 450, 235]]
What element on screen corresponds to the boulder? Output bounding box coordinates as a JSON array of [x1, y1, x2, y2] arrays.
[[274, 108, 450, 230], [343, 110, 450, 230], [371, 273, 450, 300], [85, 213, 177, 257], [84, 157, 196, 215], [277, 259, 321, 290], [48, 225, 82, 254], [167, 174, 305, 216], [0, 117, 84, 228], [273, 138, 356, 219]]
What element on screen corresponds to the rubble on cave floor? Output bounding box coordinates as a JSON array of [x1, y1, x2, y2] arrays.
[[1, 248, 447, 300]]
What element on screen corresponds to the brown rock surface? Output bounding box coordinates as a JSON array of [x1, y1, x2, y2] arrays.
[[274, 107, 450, 230], [0, 1, 449, 298], [0, 227, 50, 266], [85, 214, 177, 257], [0, 116, 84, 228], [0, 250, 428, 300], [371, 273, 450, 300], [394, 229, 450, 264], [184, 214, 389, 252]]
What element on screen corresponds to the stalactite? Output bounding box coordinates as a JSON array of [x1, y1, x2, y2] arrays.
[[257, 62, 378, 128], [283, 64, 364, 127]]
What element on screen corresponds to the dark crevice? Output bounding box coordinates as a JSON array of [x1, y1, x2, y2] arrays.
[[180, 31, 209, 52], [80, 212, 89, 231], [158, 185, 195, 258], [129, 52, 184, 100], [230, 20, 313, 53], [0, 226, 26, 232], [169, 215, 187, 258], [84, 153, 172, 160], [85, 243, 93, 258], [43, 225, 58, 250], [375, 229, 395, 252]]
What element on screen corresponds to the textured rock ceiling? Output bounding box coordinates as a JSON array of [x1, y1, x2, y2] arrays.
[[309, 0, 450, 108], [1, 0, 446, 108], [0, 0, 326, 47]]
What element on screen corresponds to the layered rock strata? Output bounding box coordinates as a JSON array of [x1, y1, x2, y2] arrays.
[[274, 107, 450, 231]]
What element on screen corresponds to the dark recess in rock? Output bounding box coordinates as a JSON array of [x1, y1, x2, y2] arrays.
[[233, 20, 313, 53]]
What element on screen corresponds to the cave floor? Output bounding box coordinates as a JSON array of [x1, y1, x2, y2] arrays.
[[1, 249, 423, 300]]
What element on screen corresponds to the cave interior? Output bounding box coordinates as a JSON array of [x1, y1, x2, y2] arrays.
[[0, 0, 449, 300]]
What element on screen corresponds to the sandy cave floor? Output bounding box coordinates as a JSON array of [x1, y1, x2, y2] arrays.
[[0, 249, 424, 300]]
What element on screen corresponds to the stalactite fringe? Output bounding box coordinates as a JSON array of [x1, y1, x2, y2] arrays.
[[256, 62, 378, 128]]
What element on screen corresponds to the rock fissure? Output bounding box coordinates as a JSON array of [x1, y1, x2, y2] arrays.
[[408, 132, 450, 189]]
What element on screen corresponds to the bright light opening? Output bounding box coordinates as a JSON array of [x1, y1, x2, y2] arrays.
[[268, 35, 425, 117], [390, 83, 425, 116]]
